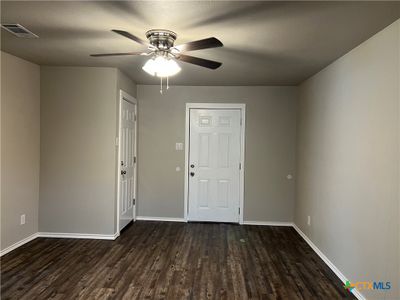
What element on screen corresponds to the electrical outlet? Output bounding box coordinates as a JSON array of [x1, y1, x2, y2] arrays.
[[175, 143, 183, 151], [20, 214, 26, 225], [307, 215, 311, 226]]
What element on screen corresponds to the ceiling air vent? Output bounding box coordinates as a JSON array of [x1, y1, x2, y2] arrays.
[[1, 24, 38, 38]]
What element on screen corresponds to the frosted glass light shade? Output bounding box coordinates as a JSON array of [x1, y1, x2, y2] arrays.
[[142, 57, 157, 76], [142, 56, 181, 77]]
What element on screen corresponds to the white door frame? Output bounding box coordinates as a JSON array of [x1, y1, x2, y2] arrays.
[[116, 90, 138, 236], [184, 103, 246, 224]]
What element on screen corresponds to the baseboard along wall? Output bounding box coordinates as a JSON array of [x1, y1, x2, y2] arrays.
[[0, 219, 367, 299]]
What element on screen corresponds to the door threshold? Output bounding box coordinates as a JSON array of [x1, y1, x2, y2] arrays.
[[187, 221, 240, 225]]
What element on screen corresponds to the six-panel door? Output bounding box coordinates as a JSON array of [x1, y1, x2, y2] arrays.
[[119, 99, 136, 230], [188, 109, 241, 223]]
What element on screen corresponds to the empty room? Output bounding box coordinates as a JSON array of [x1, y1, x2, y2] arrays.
[[1, 1, 399, 299]]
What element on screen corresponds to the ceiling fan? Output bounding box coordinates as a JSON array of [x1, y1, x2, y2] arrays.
[[90, 29, 223, 79]]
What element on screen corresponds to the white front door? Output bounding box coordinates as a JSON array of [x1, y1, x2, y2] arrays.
[[119, 98, 136, 231], [188, 109, 241, 223]]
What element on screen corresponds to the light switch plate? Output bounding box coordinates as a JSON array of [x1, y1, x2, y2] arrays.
[[175, 143, 183, 151], [20, 214, 26, 225]]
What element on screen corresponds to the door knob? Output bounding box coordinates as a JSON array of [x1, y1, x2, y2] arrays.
[[190, 164, 195, 168], [190, 172, 195, 177]]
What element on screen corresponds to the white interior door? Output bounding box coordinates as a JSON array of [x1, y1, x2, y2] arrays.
[[188, 109, 241, 223], [119, 98, 136, 231]]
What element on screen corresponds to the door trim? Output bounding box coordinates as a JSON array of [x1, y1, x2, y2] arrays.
[[184, 103, 246, 224], [116, 90, 138, 236]]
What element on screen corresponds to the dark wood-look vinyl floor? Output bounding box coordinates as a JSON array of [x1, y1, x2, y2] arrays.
[[1, 221, 355, 300]]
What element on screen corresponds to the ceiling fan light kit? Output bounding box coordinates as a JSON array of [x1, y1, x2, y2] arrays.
[[142, 55, 181, 77], [91, 29, 223, 94]]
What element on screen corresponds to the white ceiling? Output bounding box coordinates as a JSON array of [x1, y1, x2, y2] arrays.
[[1, 1, 399, 85]]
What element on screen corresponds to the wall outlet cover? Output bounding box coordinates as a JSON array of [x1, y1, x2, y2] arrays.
[[175, 143, 184, 151]]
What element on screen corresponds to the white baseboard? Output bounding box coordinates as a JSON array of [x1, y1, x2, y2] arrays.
[[292, 224, 366, 300], [136, 216, 186, 222], [243, 221, 294, 226], [38, 232, 118, 240], [0, 232, 39, 257], [0, 220, 367, 300], [0, 231, 118, 256]]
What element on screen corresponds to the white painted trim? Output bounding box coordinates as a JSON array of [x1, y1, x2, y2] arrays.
[[0, 220, 367, 300], [117, 90, 138, 235], [292, 224, 366, 300], [0, 233, 39, 257], [136, 216, 185, 222], [184, 105, 190, 222], [243, 221, 294, 226], [38, 232, 118, 240], [184, 103, 246, 224], [239, 105, 246, 225]]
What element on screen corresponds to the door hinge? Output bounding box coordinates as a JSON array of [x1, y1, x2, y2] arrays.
[[134, 156, 136, 164], [239, 163, 242, 170], [134, 114, 137, 122], [133, 198, 136, 205]]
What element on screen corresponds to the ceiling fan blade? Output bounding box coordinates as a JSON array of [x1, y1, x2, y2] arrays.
[[177, 54, 222, 69], [175, 37, 223, 52], [112, 29, 149, 46], [90, 52, 148, 57]]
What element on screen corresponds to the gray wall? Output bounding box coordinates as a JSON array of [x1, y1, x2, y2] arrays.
[[1, 52, 40, 250], [295, 20, 400, 299], [117, 70, 137, 99], [39, 66, 137, 235], [136, 86, 297, 222]]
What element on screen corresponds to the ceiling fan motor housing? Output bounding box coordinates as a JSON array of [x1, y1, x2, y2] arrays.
[[146, 29, 177, 51]]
